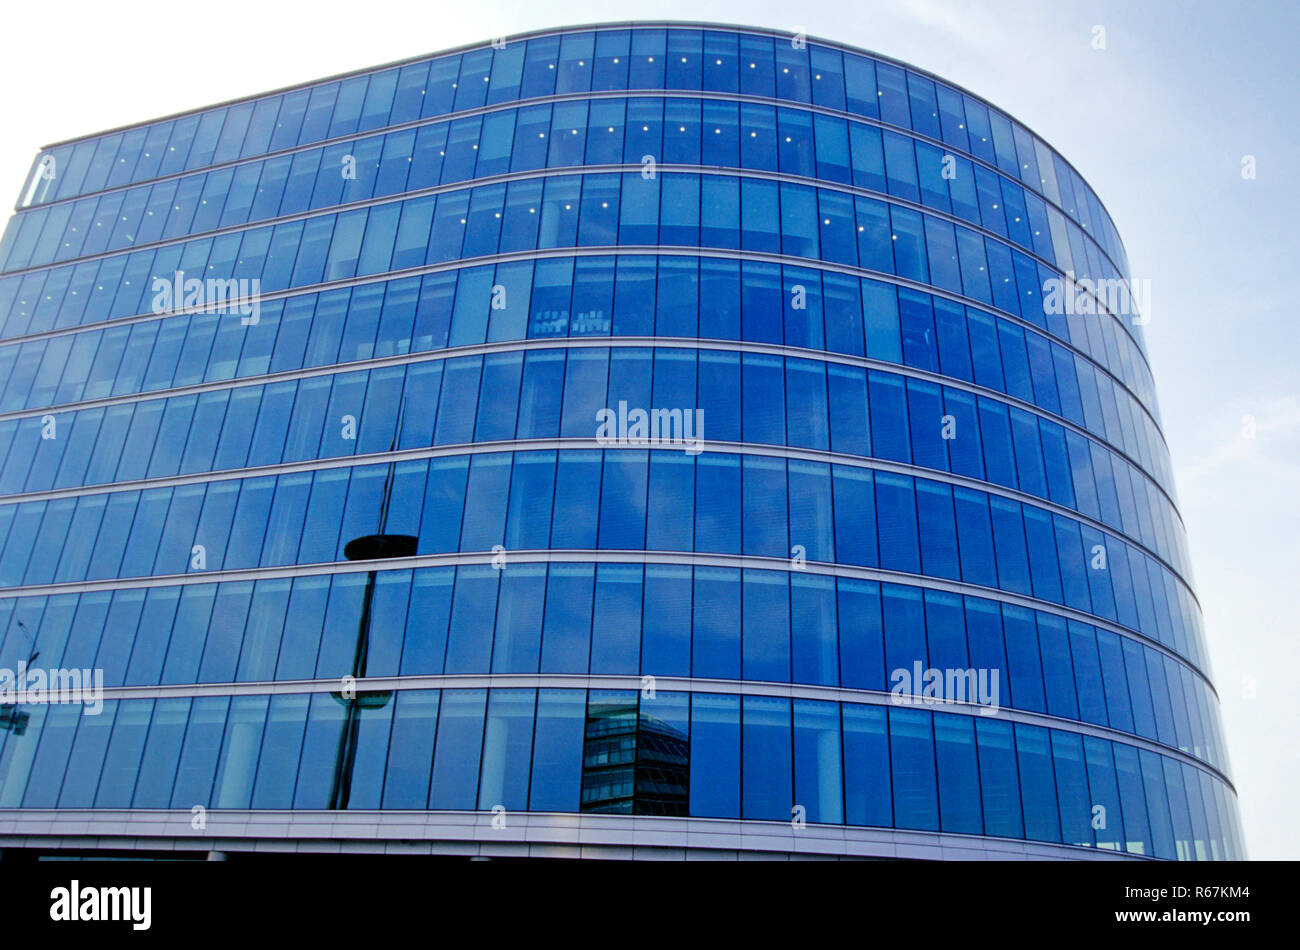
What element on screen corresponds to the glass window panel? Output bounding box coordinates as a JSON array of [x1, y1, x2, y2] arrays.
[[130, 698, 192, 808], [741, 569, 790, 682], [429, 688, 487, 809], [401, 569, 454, 675], [889, 706, 938, 831], [529, 688, 586, 811], [837, 578, 885, 690], [975, 717, 1023, 838], [478, 689, 536, 811], [444, 565, 500, 674], [169, 695, 230, 807], [540, 563, 595, 673], [689, 693, 740, 818], [742, 695, 791, 821], [1015, 722, 1061, 843], [493, 564, 547, 674], [378, 690, 438, 808], [934, 713, 982, 834]]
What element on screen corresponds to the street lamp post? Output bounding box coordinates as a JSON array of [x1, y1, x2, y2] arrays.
[[327, 405, 415, 810]]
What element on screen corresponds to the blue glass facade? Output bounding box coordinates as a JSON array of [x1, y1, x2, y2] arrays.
[[0, 23, 1241, 860]]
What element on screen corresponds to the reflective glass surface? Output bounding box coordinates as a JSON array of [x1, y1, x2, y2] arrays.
[[0, 23, 1239, 859]]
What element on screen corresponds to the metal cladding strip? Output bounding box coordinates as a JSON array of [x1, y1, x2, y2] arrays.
[[0, 327, 1184, 547], [20, 81, 1131, 281], [0, 431, 1200, 601], [0, 542, 1219, 699], [3, 670, 1233, 789], [0, 809, 1151, 860], [0, 156, 1130, 290], [1, 160, 1151, 397], [25, 20, 1133, 279]]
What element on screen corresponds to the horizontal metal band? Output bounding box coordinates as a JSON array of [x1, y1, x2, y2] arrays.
[[2, 163, 1151, 405], [0, 243, 1171, 485], [0, 544, 1219, 700], [0, 430, 1197, 606], [24, 35, 1132, 318], [31, 19, 1118, 230], [0, 330, 1183, 534], [0, 807, 1150, 861], [25, 669, 1228, 787]]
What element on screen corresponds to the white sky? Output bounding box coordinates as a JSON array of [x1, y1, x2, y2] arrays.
[[1, 0, 1295, 859]]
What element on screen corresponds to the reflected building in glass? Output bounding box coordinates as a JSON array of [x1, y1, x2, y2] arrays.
[[0, 23, 1242, 860]]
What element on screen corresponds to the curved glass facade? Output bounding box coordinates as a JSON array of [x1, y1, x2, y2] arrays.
[[0, 23, 1241, 860]]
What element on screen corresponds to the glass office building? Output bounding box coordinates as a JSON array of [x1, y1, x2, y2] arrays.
[[0, 23, 1243, 860]]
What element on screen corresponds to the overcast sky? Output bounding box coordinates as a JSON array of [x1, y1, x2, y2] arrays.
[[1, 0, 1295, 859]]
